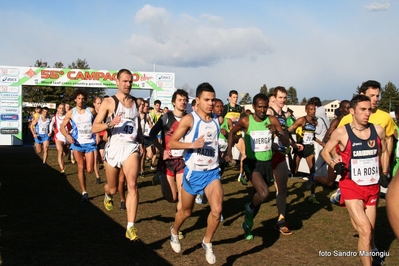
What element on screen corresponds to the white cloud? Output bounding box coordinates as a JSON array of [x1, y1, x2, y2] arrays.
[[126, 5, 272, 68], [365, 0, 391, 11]]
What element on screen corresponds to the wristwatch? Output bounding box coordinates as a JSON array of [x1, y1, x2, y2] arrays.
[[106, 121, 112, 129]]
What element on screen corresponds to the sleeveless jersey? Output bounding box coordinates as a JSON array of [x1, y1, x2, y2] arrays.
[[223, 103, 242, 126], [269, 107, 287, 148], [341, 124, 381, 186], [162, 111, 185, 158], [245, 115, 273, 161], [52, 114, 71, 141], [108, 99, 139, 144], [35, 116, 50, 135], [140, 113, 150, 137], [183, 111, 220, 170], [218, 117, 229, 152], [297, 117, 316, 145], [70, 107, 95, 145]]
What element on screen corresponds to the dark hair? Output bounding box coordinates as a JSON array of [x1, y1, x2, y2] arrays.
[[252, 93, 269, 105], [395, 105, 399, 115], [42, 107, 49, 111], [154, 100, 161, 105], [143, 100, 149, 106], [72, 88, 88, 100], [229, 90, 238, 97], [305, 102, 316, 109], [191, 99, 196, 106], [308, 97, 322, 107], [339, 100, 350, 109], [350, 94, 371, 109], [358, 80, 381, 94], [272, 86, 287, 97], [117, 69, 132, 79], [196, 82, 215, 98], [214, 98, 223, 105], [172, 89, 188, 103]]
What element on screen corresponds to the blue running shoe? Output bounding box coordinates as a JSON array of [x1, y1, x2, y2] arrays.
[[330, 188, 341, 204]]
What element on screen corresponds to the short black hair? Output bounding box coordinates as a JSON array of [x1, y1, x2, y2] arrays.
[[196, 82, 215, 98], [252, 93, 268, 105], [229, 90, 238, 97], [350, 94, 371, 109], [72, 88, 88, 100], [117, 69, 132, 79]]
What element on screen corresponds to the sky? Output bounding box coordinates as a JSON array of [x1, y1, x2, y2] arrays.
[[1, 0, 398, 103]]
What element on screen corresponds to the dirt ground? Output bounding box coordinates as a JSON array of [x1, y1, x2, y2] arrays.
[[0, 146, 398, 266]]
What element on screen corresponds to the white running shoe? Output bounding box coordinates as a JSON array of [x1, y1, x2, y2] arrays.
[[202, 239, 216, 264], [170, 226, 181, 253], [195, 194, 203, 204]]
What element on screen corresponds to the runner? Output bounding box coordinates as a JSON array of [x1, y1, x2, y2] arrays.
[[49, 103, 71, 175], [30, 107, 51, 167], [321, 94, 387, 266], [225, 93, 291, 240], [60, 89, 97, 202], [168, 82, 222, 264], [92, 69, 143, 241], [288, 103, 321, 204], [149, 89, 188, 237]]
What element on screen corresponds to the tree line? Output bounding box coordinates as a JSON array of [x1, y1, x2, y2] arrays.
[[238, 82, 399, 113]]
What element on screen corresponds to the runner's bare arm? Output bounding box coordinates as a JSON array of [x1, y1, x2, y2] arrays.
[[60, 110, 74, 143]]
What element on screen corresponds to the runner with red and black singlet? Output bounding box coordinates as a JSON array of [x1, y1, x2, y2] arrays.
[[50, 103, 71, 175], [266, 86, 303, 236], [322, 94, 387, 266], [149, 89, 188, 240]]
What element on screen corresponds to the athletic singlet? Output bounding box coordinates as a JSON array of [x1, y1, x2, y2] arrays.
[[52, 114, 71, 140], [108, 100, 139, 144], [140, 113, 150, 137], [184, 111, 220, 170], [394, 125, 399, 158], [35, 116, 50, 135], [341, 123, 381, 185], [223, 103, 242, 126], [162, 111, 184, 158], [245, 115, 273, 161], [70, 107, 95, 145], [298, 118, 316, 145], [218, 117, 229, 152], [269, 107, 287, 148], [150, 109, 162, 124]]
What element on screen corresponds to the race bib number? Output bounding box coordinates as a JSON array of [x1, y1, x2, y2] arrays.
[[219, 138, 228, 152], [351, 157, 380, 185], [77, 122, 92, 139], [40, 127, 48, 134], [171, 149, 184, 157], [250, 130, 272, 152], [303, 131, 314, 145]]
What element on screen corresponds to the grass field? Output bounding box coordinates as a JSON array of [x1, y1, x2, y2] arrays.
[[0, 146, 397, 265]]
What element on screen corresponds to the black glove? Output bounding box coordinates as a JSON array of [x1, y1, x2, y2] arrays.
[[333, 162, 345, 175], [379, 174, 390, 188]]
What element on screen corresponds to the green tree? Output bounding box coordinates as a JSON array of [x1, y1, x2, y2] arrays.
[[23, 60, 53, 103], [260, 84, 268, 95], [53, 61, 64, 68], [300, 97, 307, 105], [67, 58, 106, 106], [287, 86, 298, 104], [239, 93, 252, 105], [68, 58, 90, 69], [380, 81, 399, 112]]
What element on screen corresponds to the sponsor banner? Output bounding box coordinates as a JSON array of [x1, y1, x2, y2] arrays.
[[1, 107, 20, 113], [0, 93, 19, 100], [0, 68, 19, 76], [0, 76, 19, 83], [0, 66, 175, 91], [156, 91, 174, 97], [1, 100, 19, 106], [1, 128, 18, 134], [1, 114, 19, 120], [22, 102, 56, 109], [1, 121, 19, 128], [0, 86, 20, 92]]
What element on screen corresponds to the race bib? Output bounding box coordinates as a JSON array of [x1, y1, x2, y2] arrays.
[[351, 157, 380, 185], [250, 130, 272, 152], [303, 131, 314, 145], [77, 122, 92, 139]]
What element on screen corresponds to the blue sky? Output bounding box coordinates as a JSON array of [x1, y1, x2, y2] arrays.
[[1, 0, 398, 103]]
